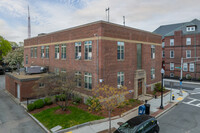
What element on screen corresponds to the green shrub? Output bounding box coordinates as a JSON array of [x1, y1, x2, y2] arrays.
[[72, 95, 82, 104], [44, 97, 53, 105], [27, 103, 35, 111], [55, 94, 66, 101], [154, 83, 165, 92], [198, 77, 200, 81], [34, 99, 45, 109], [86, 97, 101, 112]]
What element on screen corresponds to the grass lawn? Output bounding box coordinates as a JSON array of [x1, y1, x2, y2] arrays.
[[32, 106, 104, 130]]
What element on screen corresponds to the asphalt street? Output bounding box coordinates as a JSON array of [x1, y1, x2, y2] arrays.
[[158, 87, 200, 133], [0, 74, 46, 133], [164, 79, 200, 91]]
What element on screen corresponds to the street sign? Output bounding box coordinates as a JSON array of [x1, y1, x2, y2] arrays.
[[175, 67, 182, 69]]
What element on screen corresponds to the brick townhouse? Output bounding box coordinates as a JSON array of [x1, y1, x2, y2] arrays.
[[7, 20, 162, 101], [154, 19, 200, 80]]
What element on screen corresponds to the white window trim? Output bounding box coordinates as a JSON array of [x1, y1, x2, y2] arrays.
[[186, 38, 191, 45], [170, 73, 174, 77], [189, 63, 194, 72], [117, 72, 124, 88], [117, 42, 125, 60], [84, 41, 92, 60], [170, 63, 174, 70], [151, 45, 155, 59], [186, 50, 191, 58], [183, 63, 188, 72], [75, 42, 81, 59], [170, 39, 174, 46], [151, 68, 155, 80]]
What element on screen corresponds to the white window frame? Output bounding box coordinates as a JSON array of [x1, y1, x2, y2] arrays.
[[55, 45, 59, 59], [183, 63, 188, 71], [187, 26, 196, 32], [61, 44, 66, 59], [170, 50, 174, 58], [151, 45, 155, 59], [186, 50, 191, 58], [45, 46, 49, 58], [75, 71, 82, 87], [117, 72, 124, 88], [34, 47, 37, 58], [54, 68, 60, 75], [117, 42, 125, 60], [151, 68, 155, 80], [41, 46, 44, 58], [31, 48, 33, 58], [84, 41, 92, 60], [84, 72, 92, 89], [170, 39, 174, 46], [186, 38, 191, 45], [189, 63, 194, 72], [75, 42, 81, 59], [162, 42, 165, 48], [170, 63, 174, 70]]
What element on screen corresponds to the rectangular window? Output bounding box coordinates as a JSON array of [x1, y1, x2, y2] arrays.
[[41, 46, 44, 58], [190, 63, 194, 72], [170, 39, 174, 46], [45, 46, 49, 58], [26, 55, 28, 64], [117, 42, 124, 60], [187, 26, 196, 32], [55, 45, 59, 59], [162, 42, 165, 48], [151, 45, 155, 59], [61, 44, 66, 59], [61, 68, 66, 73], [75, 71, 82, 87], [162, 51, 165, 58], [137, 44, 142, 69], [186, 50, 191, 58], [31, 48, 33, 58], [34, 47, 37, 58], [75, 42, 81, 59], [84, 41, 92, 60], [170, 73, 174, 77], [151, 68, 155, 80], [39, 83, 45, 88], [84, 72, 92, 89], [183, 63, 188, 71], [170, 63, 174, 70], [170, 50, 174, 58], [186, 38, 191, 45], [117, 72, 124, 88], [54, 68, 59, 75]]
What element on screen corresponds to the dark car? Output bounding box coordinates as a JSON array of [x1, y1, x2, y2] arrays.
[[4, 66, 12, 72], [114, 115, 159, 133], [0, 66, 5, 74]]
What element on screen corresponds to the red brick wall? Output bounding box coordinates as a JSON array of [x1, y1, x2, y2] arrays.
[[5, 74, 38, 101], [23, 21, 162, 98], [164, 31, 200, 79]]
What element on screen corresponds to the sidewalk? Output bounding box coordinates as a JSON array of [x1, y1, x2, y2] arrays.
[[57, 88, 188, 133]]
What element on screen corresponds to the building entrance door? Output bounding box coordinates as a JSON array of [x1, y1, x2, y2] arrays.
[[17, 84, 20, 99], [138, 79, 143, 96]]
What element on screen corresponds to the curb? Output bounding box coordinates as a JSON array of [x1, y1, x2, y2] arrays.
[[27, 112, 50, 133], [155, 102, 178, 118]]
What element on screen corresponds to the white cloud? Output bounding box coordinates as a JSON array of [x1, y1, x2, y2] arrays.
[[0, 0, 200, 43]]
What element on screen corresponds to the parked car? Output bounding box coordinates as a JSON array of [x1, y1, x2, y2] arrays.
[[114, 115, 159, 133], [4, 66, 12, 72], [0, 66, 5, 74]]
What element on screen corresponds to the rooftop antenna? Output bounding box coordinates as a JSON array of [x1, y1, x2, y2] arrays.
[[123, 16, 125, 26], [28, 5, 31, 38], [105, 7, 110, 22]]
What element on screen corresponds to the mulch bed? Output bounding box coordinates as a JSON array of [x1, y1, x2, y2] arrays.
[[147, 90, 170, 97], [29, 100, 143, 118]]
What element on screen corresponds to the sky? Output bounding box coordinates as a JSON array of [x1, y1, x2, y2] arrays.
[[0, 0, 200, 43]]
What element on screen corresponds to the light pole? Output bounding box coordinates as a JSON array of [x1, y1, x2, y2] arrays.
[[160, 68, 165, 109]]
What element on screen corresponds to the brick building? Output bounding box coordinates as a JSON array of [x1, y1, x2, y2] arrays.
[[154, 19, 200, 80], [21, 21, 162, 100]]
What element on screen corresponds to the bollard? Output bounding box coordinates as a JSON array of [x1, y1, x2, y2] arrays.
[[172, 94, 175, 100]]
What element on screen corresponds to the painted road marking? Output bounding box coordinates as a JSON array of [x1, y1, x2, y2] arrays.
[[177, 97, 183, 101], [183, 97, 200, 108], [190, 92, 200, 95]]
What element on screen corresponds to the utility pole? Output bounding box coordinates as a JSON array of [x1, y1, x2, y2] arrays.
[[179, 57, 183, 96], [28, 5, 31, 38], [105, 7, 110, 22]]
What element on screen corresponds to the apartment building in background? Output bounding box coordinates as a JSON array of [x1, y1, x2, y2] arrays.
[[154, 19, 200, 80], [7, 21, 162, 101]]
